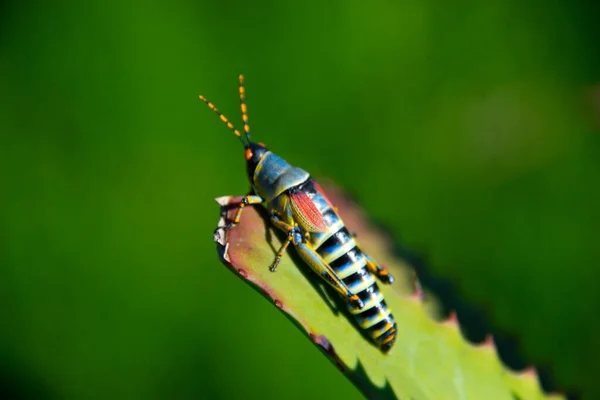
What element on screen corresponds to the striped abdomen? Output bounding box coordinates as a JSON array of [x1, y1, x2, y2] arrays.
[[300, 179, 397, 352]]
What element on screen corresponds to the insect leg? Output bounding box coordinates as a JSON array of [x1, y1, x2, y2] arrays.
[[269, 228, 296, 272], [350, 229, 394, 284], [268, 212, 299, 272], [269, 211, 293, 232], [363, 252, 395, 284], [269, 213, 363, 308], [294, 241, 365, 309], [225, 193, 264, 230]]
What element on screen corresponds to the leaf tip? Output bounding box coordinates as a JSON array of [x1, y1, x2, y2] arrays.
[[478, 333, 496, 350], [521, 366, 539, 380], [411, 277, 424, 298], [443, 310, 459, 326], [508, 365, 544, 391], [403, 272, 424, 304]]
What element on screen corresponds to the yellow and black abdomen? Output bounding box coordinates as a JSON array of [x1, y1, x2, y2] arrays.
[[302, 180, 397, 352]]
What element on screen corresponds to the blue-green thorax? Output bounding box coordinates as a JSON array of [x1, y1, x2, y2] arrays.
[[252, 151, 309, 202]]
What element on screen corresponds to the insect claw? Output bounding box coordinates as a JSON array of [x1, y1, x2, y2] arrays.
[[269, 256, 283, 272]]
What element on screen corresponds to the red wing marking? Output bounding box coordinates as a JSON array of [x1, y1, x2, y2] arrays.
[[290, 190, 328, 233], [313, 181, 335, 210]]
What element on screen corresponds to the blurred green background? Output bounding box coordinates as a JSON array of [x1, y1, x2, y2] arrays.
[[1, 0, 599, 399]]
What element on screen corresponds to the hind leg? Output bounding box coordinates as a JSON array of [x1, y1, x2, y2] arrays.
[[268, 213, 365, 309], [295, 241, 365, 309], [363, 252, 395, 284]]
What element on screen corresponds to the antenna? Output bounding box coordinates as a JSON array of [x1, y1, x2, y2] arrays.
[[238, 74, 251, 143], [199, 93, 248, 147]]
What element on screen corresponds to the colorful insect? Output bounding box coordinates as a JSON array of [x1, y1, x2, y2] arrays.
[[201, 75, 398, 352]]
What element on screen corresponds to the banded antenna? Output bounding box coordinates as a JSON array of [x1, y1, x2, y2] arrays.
[[238, 74, 251, 142], [199, 74, 252, 147]]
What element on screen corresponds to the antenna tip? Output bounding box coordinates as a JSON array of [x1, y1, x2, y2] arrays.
[[199, 95, 206, 101], [238, 74, 244, 82]]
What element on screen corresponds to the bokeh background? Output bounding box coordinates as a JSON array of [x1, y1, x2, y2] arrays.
[[1, 1, 599, 399]]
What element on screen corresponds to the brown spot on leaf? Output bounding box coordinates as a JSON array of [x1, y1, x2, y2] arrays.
[[314, 335, 335, 356]]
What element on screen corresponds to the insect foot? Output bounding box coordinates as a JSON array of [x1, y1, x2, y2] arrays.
[[269, 226, 302, 273], [269, 261, 281, 272], [380, 270, 395, 284]]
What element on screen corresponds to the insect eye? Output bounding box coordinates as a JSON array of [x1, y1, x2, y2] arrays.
[[245, 148, 253, 160]]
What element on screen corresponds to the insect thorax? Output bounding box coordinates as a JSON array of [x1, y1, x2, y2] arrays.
[[253, 152, 310, 202]]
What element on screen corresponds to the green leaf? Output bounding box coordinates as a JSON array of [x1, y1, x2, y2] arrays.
[[214, 183, 564, 400]]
